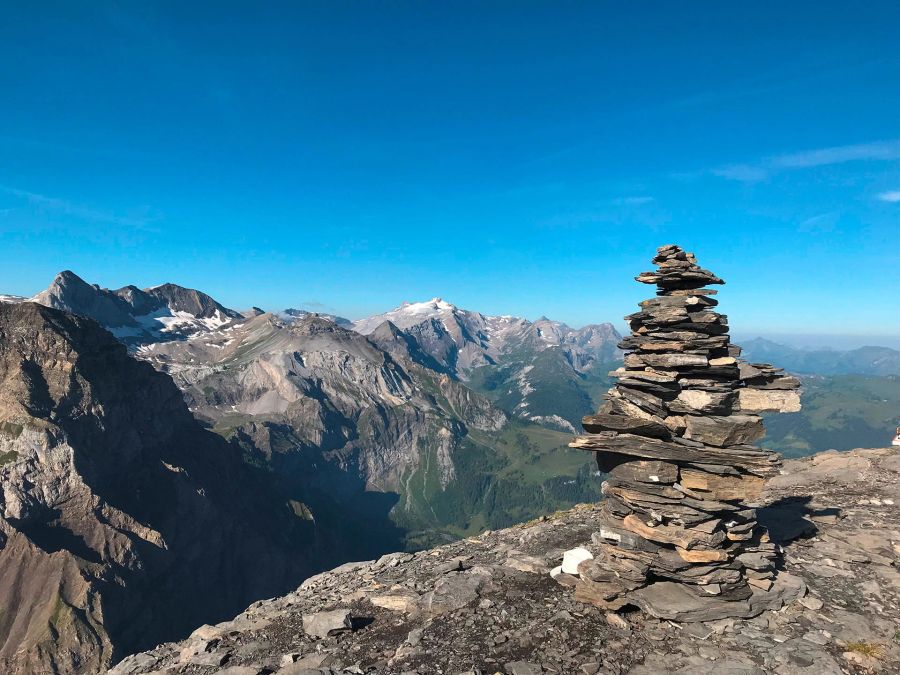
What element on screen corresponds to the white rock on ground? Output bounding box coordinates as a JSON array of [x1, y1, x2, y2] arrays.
[[561, 546, 593, 574]]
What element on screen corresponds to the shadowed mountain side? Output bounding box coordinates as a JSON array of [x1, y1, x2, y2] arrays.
[[0, 303, 315, 674]]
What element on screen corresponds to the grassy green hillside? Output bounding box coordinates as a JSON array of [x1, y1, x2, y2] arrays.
[[763, 374, 900, 457], [395, 420, 600, 549]]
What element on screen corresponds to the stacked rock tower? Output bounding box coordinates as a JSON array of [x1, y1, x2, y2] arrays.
[[569, 244, 801, 616]]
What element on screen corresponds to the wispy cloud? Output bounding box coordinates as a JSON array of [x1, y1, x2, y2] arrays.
[[877, 190, 900, 203], [714, 138, 900, 182], [0, 185, 157, 228], [711, 165, 769, 182], [772, 139, 900, 168], [612, 196, 655, 206], [798, 212, 839, 233]]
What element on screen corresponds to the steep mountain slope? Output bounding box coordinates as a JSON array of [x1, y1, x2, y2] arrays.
[[31, 270, 243, 344], [0, 303, 314, 674], [139, 312, 599, 550], [742, 337, 900, 376]]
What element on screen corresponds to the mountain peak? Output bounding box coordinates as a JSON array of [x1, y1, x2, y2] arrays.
[[142, 282, 240, 320], [51, 269, 93, 289], [399, 297, 456, 313], [28, 272, 242, 343]]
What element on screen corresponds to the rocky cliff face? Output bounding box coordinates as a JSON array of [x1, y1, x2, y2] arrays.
[[136, 312, 540, 555], [0, 303, 314, 674], [112, 446, 900, 675]]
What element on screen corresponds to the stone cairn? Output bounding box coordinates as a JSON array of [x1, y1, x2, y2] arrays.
[[557, 244, 802, 620]]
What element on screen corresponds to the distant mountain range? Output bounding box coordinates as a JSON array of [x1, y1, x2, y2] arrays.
[[29, 270, 245, 343], [6, 273, 623, 431], [740, 337, 900, 376], [3, 270, 616, 546]]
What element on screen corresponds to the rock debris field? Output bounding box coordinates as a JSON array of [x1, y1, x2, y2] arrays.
[[112, 447, 900, 675]]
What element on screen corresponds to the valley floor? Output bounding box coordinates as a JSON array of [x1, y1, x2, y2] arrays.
[[112, 447, 900, 675]]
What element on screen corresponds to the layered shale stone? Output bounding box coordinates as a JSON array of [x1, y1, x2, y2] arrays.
[[561, 244, 802, 621]]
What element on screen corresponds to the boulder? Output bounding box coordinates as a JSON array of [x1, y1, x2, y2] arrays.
[[419, 570, 491, 617], [371, 590, 419, 613], [302, 609, 352, 639], [560, 547, 593, 574]]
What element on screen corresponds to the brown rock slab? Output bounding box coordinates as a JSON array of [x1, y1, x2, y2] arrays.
[[582, 413, 671, 439], [622, 513, 725, 550], [683, 414, 765, 447], [675, 547, 729, 563], [608, 459, 679, 484], [678, 467, 766, 501]]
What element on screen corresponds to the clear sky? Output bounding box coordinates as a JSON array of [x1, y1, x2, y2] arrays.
[[1, 2, 899, 339]]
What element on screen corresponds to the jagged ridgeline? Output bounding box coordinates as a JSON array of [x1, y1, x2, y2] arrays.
[[569, 244, 804, 618]]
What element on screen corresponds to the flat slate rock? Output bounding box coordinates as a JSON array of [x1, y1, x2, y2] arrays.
[[628, 572, 806, 622]]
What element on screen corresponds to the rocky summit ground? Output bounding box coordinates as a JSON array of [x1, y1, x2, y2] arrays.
[[111, 447, 900, 675]]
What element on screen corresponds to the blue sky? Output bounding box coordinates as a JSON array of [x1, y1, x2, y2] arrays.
[[1, 2, 899, 341]]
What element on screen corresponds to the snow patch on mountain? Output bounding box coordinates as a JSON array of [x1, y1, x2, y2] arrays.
[[352, 298, 457, 334], [526, 415, 577, 433], [516, 365, 535, 396]]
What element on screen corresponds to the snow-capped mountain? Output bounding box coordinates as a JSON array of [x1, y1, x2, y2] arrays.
[[352, 297, 620, 380], [0, 294, 26, 304], [8, 273, 622, 434], [351, 298, 622, 432], [29, 271, 243, 345]]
